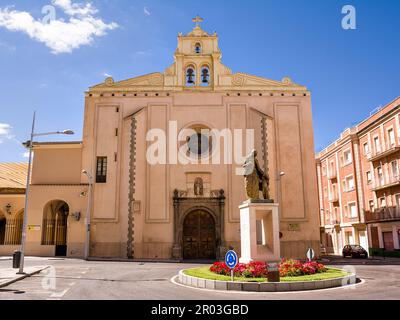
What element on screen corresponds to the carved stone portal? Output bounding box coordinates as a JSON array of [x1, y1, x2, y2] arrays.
[[172, 189, 226, 260]]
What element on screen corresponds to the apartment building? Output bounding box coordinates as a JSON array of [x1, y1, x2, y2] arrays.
[[316, 97, 400, 255]]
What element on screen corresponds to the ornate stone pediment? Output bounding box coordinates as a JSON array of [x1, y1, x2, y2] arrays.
[[90, 73, 164, 91], [229, 73, 304, 89]]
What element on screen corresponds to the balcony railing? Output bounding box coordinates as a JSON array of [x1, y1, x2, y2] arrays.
[[365, 206, 400, 223], [366, 143, 400, 162], [325, 217, 340, 226], [371, 175, 400, 191]]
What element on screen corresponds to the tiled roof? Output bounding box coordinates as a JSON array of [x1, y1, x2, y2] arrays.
[[0, 162, 28, 191]]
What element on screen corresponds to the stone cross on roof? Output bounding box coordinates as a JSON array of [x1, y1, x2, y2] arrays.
[[192, 15, 203, 28]]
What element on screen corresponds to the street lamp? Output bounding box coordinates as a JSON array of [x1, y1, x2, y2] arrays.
[[82, 169, 93, 260], [276, 171, 285, 216], [18, 111, 74, 274]]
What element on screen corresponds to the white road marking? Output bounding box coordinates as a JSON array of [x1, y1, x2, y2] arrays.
[[50, 288, 70, 298]]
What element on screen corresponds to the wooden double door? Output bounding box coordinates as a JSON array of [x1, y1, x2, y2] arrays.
[[183, 210, 216, 260]]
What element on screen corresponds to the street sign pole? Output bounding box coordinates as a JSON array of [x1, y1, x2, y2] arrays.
[[225, 250, 238, 283]]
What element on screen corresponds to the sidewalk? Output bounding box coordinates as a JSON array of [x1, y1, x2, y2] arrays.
[[320, 254, 400, 265], [0, 266, 49, 288]]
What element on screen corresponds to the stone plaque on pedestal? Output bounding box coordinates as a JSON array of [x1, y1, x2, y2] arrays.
[[239, 200, 281, 263]]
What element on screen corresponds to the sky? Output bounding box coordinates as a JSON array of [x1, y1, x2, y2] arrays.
[[0, 0, 399, 162]]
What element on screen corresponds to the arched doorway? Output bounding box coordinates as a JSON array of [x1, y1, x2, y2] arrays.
[[183, 210, 216, 260], [42, 200, 69, 256], [0, 211, 6, 245]]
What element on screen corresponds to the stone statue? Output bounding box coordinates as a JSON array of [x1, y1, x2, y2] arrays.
[[194, 177, 204, 196], [243, 149, 270, 200]]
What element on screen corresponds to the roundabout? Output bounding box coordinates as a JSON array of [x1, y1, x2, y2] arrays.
[[175, 265, 357, 292]]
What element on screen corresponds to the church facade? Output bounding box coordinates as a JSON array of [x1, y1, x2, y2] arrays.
[[11, 20, 320, 260]]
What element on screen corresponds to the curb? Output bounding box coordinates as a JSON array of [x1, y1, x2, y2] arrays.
[[0, 266, 50, 289], [177, 270, 357, 292]]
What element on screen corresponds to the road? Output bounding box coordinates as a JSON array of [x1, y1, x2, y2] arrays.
[[0, 257, 399, 300]]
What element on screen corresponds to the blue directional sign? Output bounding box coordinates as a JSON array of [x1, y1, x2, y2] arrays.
[[225, 250, 238, 269]]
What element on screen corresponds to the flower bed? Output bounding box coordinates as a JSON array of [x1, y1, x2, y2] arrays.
[[210, 259, 327, 278]]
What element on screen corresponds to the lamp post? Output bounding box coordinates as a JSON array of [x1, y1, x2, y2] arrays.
[[82, 170, 93, 260], [18, 111, 74, 274]]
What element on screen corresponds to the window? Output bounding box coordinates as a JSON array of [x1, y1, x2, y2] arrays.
[[388, 128, 395, 147], [363, 142, 369, 156], [377, 167, 384, 185], [395, 194, 400, 207], [391, 161, 398, 179], [200, 66, 210, 86], [194, 43, 202, 54], [188, 133, 210, 156], [345, 175, 355, 191], [380, 197, 386, 208], [374, 136, 381, 153], [330, 161, 335, 173], [369, 200, 374, 212], [322, 166, 326, 176], [331, 184, 337, 199], [185, 66, 196, 86], [366, 171, 372, 184], [348, 203, 357, 218], [343, 150, 352, 166], [96, 157, 107, 183]]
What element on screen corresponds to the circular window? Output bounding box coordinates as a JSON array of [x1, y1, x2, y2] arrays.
[[179, 125, 213, 160], [187, 132, 210, 157]]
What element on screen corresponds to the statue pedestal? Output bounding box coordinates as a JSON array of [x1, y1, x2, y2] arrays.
[[239, 201, 281, 263]]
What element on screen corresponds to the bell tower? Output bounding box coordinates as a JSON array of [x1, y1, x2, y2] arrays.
[[164, 16, 228, 90]]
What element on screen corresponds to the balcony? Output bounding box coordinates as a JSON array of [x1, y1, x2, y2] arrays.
[[365, 206, 400, 223], [371, 175, 400, 191], [329, 194, 339, 203], [324, 217, 340, 226], [366, 143, 400, 162], [327, 170, 337, 180]]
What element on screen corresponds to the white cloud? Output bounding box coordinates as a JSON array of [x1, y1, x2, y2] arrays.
[[52, 0, 97, 16], [22, 151, 30, 158], [0, 123, 14, 144], [0, 2, 118, 54], [103, 72, 112, 77], [144, 7, 151, 16]]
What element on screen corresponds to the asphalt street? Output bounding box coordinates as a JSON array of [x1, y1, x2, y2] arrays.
[[0, 257, 399, 300]]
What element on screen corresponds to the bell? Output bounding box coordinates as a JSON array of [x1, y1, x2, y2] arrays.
[[202, 70, 209, 83], [187, 75, 194, 84]]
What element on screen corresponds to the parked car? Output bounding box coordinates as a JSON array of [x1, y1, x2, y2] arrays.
[[342, 245, 368, 258]]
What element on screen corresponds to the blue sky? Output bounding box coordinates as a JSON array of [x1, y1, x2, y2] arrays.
[[0, 0, 399, 162]]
